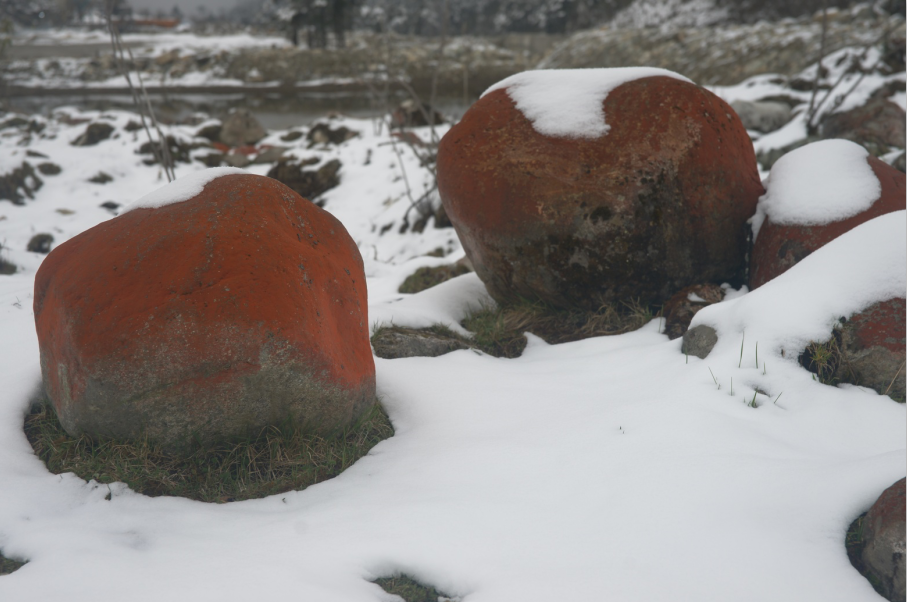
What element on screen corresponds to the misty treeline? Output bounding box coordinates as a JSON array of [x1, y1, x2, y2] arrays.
[[2, 0, 903, 36]]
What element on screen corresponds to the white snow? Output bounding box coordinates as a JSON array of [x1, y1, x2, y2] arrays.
[[482, 68, 692, 139], [0, 96, 903, 601], [693, 211, 906, 361], [121, 167, 248, 213], [751, 139, 881, 240]]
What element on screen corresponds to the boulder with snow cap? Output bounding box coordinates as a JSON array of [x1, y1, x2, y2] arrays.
[[749, 139, 906, 290], [33, 169, 375, 454], [437, 68, 764, 310]]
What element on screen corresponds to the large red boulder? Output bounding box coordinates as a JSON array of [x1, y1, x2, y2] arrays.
[[750, 141, 905, 289], [437, 69, 764, 310], [34, 172, 374, 454]]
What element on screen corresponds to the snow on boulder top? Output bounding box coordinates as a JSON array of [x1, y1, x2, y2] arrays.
[[122, 167, 247, 213], [751, 139, 881, 239], [482, 67, 692, 139]]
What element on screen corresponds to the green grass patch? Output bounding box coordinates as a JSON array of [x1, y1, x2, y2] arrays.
[[24, 400, 394, 503], [374, 574, 453, 602], [0, 554, 26, 576], [462, 298, 657, 358], [398, 263, 471, 294]]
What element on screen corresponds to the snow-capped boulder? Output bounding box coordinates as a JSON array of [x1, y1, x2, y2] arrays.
[[437, 68, 764, 310], [750, 139, 906, 290], [856, 478, 905, 602], [33, 170, 374, 454]]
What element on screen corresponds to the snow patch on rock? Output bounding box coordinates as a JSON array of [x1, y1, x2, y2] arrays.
[[482, 68, 692, 139], [751, 139, 881, 239], [122, 167, 247, 213]]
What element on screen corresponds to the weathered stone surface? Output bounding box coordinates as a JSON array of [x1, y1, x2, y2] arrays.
[[662, 283, 724, 340], [372, 327, 468, 359], [731, 99, 792, 133], [34, 174, 374, 454], [72, 122, 114, 147], [750, 156, 905, 289], [895, 151, 906, 173], [839, 298, 906, 402], [681, 324, 718, 359], [860, 478, 906, 602], [437, 75, 763, 310], [27, 233, 54, 254], [267, 158, 341, 204], [219, 109, 266, 147], [821, 98, 906, 153]]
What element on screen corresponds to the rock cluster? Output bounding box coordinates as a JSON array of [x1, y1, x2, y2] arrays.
[[34, 172, 374, 454]]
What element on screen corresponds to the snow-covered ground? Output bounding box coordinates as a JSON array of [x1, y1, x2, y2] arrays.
[[0, 89, 904, 601]]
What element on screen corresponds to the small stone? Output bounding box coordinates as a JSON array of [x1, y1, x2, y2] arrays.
[[252, 146, 287, 164], [27, 233, 54, 254], [681, 325, 718, 359], [195, 123, 222, 142], [89, 172, 113, 184], [37, 162, 62, 176], [371, 327, 468, 359], [99, 201, 120, 213], [26, 150, 48, 158], [223, 152, 251, 168], [731, 100, 792, 133], [72, 122, 114, 147], [219, 109, 266, 147]]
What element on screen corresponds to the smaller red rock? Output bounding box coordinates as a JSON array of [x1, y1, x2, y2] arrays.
[[859, 478, 906, 602], [750, 155, 905, 289], [839, 298, 906, 402]]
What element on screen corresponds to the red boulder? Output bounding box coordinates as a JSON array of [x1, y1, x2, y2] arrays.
[[437, 72, 764, 310], [839, 298, 906, 402], [750, 154, 905, 289], [34, 173, 374, 453], [859, 478, 906, 602]]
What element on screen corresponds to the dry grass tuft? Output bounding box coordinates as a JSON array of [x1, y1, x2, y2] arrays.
[[463, 298, 657, 358], [0, 554, 26, 576], [24, 401, 394, 503]]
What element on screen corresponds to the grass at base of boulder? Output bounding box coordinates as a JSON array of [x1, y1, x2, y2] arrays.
[[0, 554, 26, 576], [462, 298, 658, 358], [24, 401, 393, 503], [845, 512, 887, 597], [398, 263, 472, 294], [374, 574, 454, 602]]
